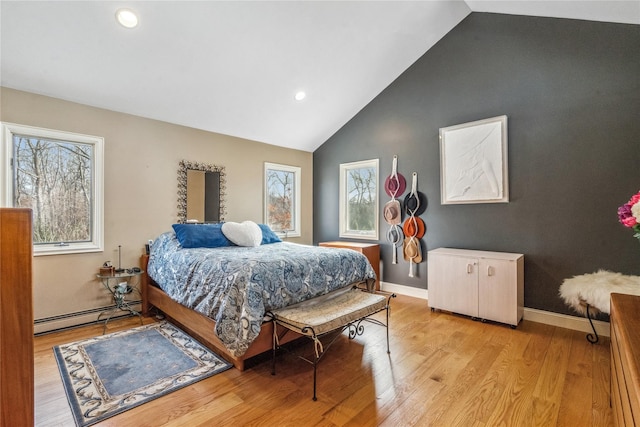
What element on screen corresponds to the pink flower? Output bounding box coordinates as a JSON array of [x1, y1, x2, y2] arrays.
[[622, 216, 638, 227], [619, 204, 634, 225], [630, 193, 640, 206]]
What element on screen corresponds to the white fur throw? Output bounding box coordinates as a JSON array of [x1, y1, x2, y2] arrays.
[[559, 270, 640, 315]]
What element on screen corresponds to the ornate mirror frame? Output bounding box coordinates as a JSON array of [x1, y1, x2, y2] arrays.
[[177, 160, 227, 223]]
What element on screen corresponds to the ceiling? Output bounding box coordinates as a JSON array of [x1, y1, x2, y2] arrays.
[[1, 1, 638, 152]]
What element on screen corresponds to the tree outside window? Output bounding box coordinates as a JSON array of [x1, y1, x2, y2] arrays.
[[339, 159, 379, 240], [264, 162, 301, 237], [14, 136, 92, 243]]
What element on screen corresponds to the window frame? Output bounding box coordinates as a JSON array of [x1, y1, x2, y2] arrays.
[[264, 162, 301, 238], [339, 158, 379, 240], [1, 122, 104, 256]]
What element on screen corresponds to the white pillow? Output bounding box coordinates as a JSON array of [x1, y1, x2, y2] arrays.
[[221, 221, 262, 247]]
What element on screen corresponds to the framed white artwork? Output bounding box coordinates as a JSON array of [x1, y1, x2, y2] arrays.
[[439, 115, 509, 205]]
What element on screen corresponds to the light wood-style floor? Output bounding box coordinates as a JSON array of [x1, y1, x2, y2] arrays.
[[34, 294, 612, 426]]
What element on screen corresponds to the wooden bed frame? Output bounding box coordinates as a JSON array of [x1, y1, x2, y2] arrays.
[[140, 254, 301, 370]]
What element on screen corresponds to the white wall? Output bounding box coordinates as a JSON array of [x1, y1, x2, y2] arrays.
[[0, 87, 313, 332]]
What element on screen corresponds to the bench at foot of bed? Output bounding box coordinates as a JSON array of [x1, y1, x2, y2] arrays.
[[269, 287, 395, 401]]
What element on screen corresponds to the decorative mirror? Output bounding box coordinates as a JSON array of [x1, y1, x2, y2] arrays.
[[177, 160, 227, 223]]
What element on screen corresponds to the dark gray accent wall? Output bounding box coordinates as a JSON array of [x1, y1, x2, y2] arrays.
[[313, 13, 640, 315]]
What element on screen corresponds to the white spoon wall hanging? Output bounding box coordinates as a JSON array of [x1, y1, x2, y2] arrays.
[[384, 155, 406, 264]]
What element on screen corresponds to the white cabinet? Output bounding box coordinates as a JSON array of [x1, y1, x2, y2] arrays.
[[427, 248, 524, 328]]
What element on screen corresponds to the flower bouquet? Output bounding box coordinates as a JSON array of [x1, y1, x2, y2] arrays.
[[618, 191, 640, 240]]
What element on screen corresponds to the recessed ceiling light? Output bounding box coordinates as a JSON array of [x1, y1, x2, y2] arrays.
[[116, 8, 138, 29], [294, 91, 306, 101]]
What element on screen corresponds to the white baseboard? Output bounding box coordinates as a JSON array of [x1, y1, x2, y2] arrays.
[[36, 286, 610, 339], [381, 281, 429, 300], [34, 302, 142, 334], [381, 282, 609, 338], [523, 306, 609, 337]]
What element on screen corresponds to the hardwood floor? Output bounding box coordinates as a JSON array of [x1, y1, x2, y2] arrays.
[[34, 294, 612, 426]]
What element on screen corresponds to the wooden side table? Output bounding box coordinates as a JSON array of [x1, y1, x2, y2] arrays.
[[319, 241, 380, 291]]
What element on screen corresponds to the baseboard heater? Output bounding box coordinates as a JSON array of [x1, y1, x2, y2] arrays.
[[34, 301, 142, 335]]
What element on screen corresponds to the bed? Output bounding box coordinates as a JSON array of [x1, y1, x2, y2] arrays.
[[140, 225, 376, 370]]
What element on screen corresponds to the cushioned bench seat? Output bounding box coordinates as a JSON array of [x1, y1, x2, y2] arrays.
[[270, 287, 394, 401], [271, 287, 388, 335]]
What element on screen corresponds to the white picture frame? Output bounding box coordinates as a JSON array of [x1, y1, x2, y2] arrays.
[[439, 115, 509, 205], [339, 159, 379, 240]]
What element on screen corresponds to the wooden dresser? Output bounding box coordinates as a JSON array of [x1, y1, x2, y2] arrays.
[[0, 208, 34, 427], [610, 292, 640, 426], [318, 241, 380, 291]]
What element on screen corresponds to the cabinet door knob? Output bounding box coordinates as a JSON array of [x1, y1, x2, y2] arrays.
[[467, 263, 473, 274], [487, 266, 494, 276]]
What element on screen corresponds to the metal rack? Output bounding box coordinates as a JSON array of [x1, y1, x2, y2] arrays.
[[96, 270, 144, 333]]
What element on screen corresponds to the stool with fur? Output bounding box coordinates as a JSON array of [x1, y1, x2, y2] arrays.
[[559, 270, 640, 343]]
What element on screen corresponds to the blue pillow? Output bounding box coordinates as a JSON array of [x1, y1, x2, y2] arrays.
[[172, 223, 232, 248], [258, 224, 282, 244]]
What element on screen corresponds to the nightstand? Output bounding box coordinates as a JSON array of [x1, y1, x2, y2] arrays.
[[96, 270, 144, 333], [319, 241, 380, 291]]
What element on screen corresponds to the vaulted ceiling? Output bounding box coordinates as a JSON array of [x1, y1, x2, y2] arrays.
[[1, 1, 638, 152]]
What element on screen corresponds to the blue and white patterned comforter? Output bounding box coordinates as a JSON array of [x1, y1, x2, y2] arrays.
[[147, 232, 376, 357]]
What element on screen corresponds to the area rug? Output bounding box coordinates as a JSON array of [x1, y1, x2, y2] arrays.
[[54, 321, 232, 427]]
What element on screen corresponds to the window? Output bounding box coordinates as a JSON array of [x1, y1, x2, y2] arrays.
[[339, 159, 379, 240], [264, 162, 301, 238], [1, 122, 104, 255]]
